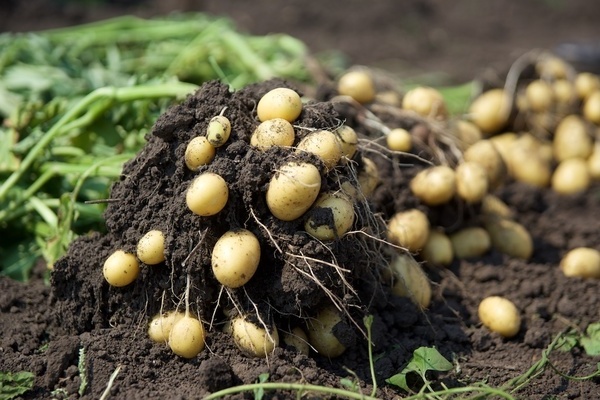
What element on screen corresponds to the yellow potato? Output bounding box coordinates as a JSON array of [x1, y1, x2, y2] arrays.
[[186, 172, 229, 216], [283, 327, 310, 356], [148, 311, 185, 343], [468, 88, 510, 134], [257, 87, 302, 122], [335, 125, 359, 160], [553, 115, 593, 162], [402, 86, 447, 120], [232, 316, 279, 358], [266, 161, 321, 221], [575, 72, 600, 100], [410, 165, 456, 206], [137, 229, 166, 265], [357, 157, 380, 198], [206, 115, 231, 148], [305, 193, 355, 241], [524, 80, 554, 112], [452, 120, 483, 150], [386, 128, 412, 152], [387, 208, 430, 252], [250, 118, 295, 150], [588, 142, 600, 180], [184, 136, 216, 171], [455, 161, 488, 203], [583, 90, 600, 124], [478, 296, 521, 338], [551, 158, 590, 195], [168, 315, 206, 358], [463, 140, 506, 189], [103, 250, 140, 287], [484, 217, 533, 260], [560, 247, 600, 279], [420, 230, 453, 266], [306, 305, 346, 358], [337, 70, 376, 104], [389, 253, 432, 309], [296, 130, 343, 170], [211, 229, 261, 288], [450, 227, 491, 259], [480, 194, 513, 219]]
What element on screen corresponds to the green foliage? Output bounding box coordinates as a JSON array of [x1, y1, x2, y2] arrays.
[[0, 371, 34, 400], [386, 347, 453, 393], [558, 322, 600, 356], [253, 373, 269, 400]]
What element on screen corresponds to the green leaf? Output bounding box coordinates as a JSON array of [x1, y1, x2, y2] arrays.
[[386, 347, 453, 392], [581, 323, 600, 356], [556, 331, 579, 352], [253, 373, 269, 400], [0, 371, 35, 400]]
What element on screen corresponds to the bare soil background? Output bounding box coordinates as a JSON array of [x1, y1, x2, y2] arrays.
[[1, 1, 600, 399]]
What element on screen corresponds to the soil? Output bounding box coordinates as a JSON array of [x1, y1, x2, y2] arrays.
[[2, 1, 600, 400]]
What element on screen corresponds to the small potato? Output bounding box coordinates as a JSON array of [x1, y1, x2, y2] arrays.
[[420, 230, 453, 267], [186, 172, 229, 216], [402, 86, 447, 120], [524, 80, 554, 112], [335, 125, 359, 160], [232, 316, 279, 358], [148, 311, 185, 343], [484, 217, 533, 260], [250, 118, 295, 150], [478, 296, 521, 338], [489, 132, 517, 167], [553, 79, 576, 105], [305, 192, 355, 241], [468, 88, 510, 134], [296, 130, 343, 170], [536, 57, 568, 80], [387, 208, 430, 252], [551, 158, 590, 195], [283, 327, 310, 356], [587, 142, 600, 180], [480, 194, 513, 219], [212, 229, 261, 288], [137, 230, 166, 265], [337, 70, 376, 104], [168, 315, 206, 358], [583, 90, 600, 125], [455, 161, 488, 203], [103, 250, 140, 287], [386, 128, 412, 152], [206, 115, 231, 147], [553, 115, 593, 162], [357, 157, 380, 198], [575, 72, 600, 100], [185, 137, 216, 171], [560, 247, 600, 279], [463, 140, 506, 189], [410, 165, 456, 206], [257, 87, 302, 122], [306, 305, 346, 358], [452, 120, 482, 150], [507, 145, 552, 188], [389, 253, 432, 309], [450, 227, 491, 259], [266, 161, 321, 221]]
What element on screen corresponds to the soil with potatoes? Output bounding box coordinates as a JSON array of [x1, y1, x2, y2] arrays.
[[2, 1, 600, 399]]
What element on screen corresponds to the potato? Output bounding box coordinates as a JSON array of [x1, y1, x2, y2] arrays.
[[283, 327, 310, 356], [420, 230, 453, 266], [387, 208, 430, 252], [455, 161, 488, 203], [357, 157, 380, 197], [232, 316, 279, 358], [484, 217, 533, 260], [184, 136, 216, 171], [489, 132, 517, 166], [206, 115, 231, 148], [553, 115, 593, 162], [583, 90, 600, 124], [103, 250, 140, 287], [306, 305, 346, 358], [389, 253, 432, 309], [211, 229, 261, 288], [402, 86, 447, 120], [536, 57, 568, 80], [410, 165, 456, 206], [137, 229, 166, 265], [168, 315, 206, 358], [186, 172, 229, 216], [257, 87, 302, 122], [588, 142, 600, 180], [266, 161, 321, 221], [468, 88, 510, 134], [463, 140, 506, 189], [480, 194, 513, 219], [335, 125, 358, 160], [551, 158, 590, 195], [305, 192, 355, 241], [250, 118, 295, 150], [450, 227, 491, 259], [386, 128, 412, 152], [452, 120, 483, 150], [148, 311, 185, 343], [478, 296, 521, 338], [524, 80, 554, 112], [508, 144, 552, 188], [296, 130, 342, 170], [560, 247, 600, 279], [337, 70, 376, 104], [575, 72, 600, 100], [553, 79, 576, 105]]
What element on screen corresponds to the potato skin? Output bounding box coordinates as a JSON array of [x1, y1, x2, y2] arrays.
[[560, 247, 600, 279], [484, 217, 533, 260], [168, 316, 206, 358], [257, 87, 302, 122], [232, 316, 279, 358], [387, 208, 430, 252], [211, 229, 261, 288], [103, 250, 140, 287], [478, 296, 521, 338], [410, 165, 456, 206], [389, 253, 432, 309], [306, 305, 346, 358], [266, 162, 321, 221]]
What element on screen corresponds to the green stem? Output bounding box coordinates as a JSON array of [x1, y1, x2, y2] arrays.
[[402, 386, 517, 400], [203, 382, 380, 400], [220, 31, 275, 81]]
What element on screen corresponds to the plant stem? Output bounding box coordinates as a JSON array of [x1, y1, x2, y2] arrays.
[[203, 382, 380, 400]]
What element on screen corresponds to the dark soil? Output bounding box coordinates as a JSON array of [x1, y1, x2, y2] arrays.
[[2, 1, 600, 400]]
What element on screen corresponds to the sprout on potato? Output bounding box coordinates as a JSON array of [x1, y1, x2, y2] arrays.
[[184, 136, 216, 171], [410, 165, 456, 206], [231, 315, 279, 358], [257, 87, 302, 122], [137, 229, 166, 265], [250, 118, 295, 150], [305, 192, 355, 241], [387, 208, 430, 252], [478, 296, 521, 338], [168, 314, 206, 358], [103, 250, 140, 287], [266, 161, 321, 221], [211, 229, 261, 288], [337, 70, 376, 104], [306, 305, 346, 358], [186, 172, 229, 216], [206, 115, 231, 147]]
